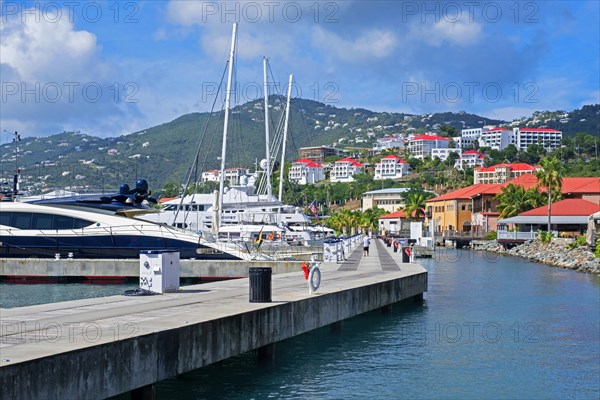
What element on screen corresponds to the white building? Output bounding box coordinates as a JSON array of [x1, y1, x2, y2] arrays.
[[374, 155, 411, 180], [372, 136, 404, 153], [407, 134, 450, 159], [479, 127, 514, 150], [288, 158, 325, 185], [431, 148, 461, 161], [459, 128, 483, 149], [514, 128, 562, 151], [201, 168, 251, 185], [455, 150, 486, 170], [330, 157, 364, 183]]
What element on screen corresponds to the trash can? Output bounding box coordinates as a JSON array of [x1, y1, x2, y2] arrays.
[[249, 267, 272, 303], [401, 246, 411, 263], [393, 240, 399, 252]]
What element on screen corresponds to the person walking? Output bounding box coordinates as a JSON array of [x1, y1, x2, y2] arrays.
[[363, 232, 371, 256]]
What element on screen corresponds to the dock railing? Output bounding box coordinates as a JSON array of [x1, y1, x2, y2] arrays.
[[497, 230, 538, 240]]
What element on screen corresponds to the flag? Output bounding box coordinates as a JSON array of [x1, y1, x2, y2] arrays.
[[255, 226, 264, 249], [308, 199, 318, 220]]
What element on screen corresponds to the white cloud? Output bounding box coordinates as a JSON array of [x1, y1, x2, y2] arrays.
[[311, 27, 398, 63], [412, 20, 483, 47], [0, 10, 103, 82]]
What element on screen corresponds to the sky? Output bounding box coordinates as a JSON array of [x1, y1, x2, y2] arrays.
[[1, 0, 599, 139]]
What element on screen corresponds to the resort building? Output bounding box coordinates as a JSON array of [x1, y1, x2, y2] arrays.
[[455, 150, 486, 170], [407, 134, 450, 159], [373, 155, 411, 180], [474, 163, 537, 184], [459, 128, 483, 149], [201, 168, 251, 185], [330, 157, 363, 183], [288, 158, 325, 185], [372, 136, 404, 153], [431, 148, 461, 161], [479, 127, 514, 150], [513, 128, 562, 151], [298, 146, 344, 164]]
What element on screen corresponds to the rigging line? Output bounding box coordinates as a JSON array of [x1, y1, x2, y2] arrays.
[[174, 61, 228, 225]]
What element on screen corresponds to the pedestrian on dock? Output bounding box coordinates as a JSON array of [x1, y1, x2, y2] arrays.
[[363, 232, 371, 256]]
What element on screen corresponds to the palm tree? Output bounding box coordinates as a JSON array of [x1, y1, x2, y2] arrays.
[[535, 156, 565, 232], [495, 184, 530, 219], [401, 191, 427, 220]]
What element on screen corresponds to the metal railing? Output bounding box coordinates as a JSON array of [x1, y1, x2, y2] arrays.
[[442, 230, 486, 239], [497, 231, 538, 240]]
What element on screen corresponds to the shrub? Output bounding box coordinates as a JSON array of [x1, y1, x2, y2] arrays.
[[483, 231, 497, 240], [567, 235, 588, 250], [595, 239, 600, 258], [538, 230, 555, 244]]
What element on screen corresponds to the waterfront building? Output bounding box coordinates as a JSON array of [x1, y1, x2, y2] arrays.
[[378, 209, 423, 236], [373, 155, 411, 180], [330, 157, 363, 183], [288, 158, 325, 185]]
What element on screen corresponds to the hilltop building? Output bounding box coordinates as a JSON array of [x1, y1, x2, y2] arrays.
[[330, 157, 363, 183], [455, 150, 486, 169], [288, 158, 325, 185], [407, 134, 450, 159], [298, 146, 344, 164], [373, 155, 411, 180]]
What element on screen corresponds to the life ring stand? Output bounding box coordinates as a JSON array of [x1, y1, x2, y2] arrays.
[[308, 266, 321, 294]]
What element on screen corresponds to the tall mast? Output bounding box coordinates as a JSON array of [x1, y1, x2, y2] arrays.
[[263, 57, 272, 199], [278, 74, 293, 202], [216, 23, 237, 231]]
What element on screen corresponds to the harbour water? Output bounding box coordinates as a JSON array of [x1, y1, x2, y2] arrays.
[[2, 249, 599, 399]]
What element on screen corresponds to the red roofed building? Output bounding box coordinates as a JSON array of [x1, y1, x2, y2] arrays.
[[289, 158, 325, 185], [330, 157, 364, 183], [408, 133, 450, 159], [374, 155, 411, 180], [455, 150, 486, 170], [378, 209, 424, 236], [498, 199, 600, 238], [474, 163, 537, 184]]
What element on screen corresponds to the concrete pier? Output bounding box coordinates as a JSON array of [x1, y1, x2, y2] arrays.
[[0, 239, 427, 399]]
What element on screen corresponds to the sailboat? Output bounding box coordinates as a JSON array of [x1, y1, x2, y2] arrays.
[[139, 23, 314, 249]]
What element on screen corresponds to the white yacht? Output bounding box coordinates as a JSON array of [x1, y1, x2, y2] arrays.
[[0, 202, 259, 260]]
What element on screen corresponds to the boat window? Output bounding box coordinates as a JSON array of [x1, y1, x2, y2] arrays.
[[0, 213, 10, 226], [163, 205, 176, 211], [54, 215, 75, 229], [32, 213, 53, 229], [12, 213, 32, 229]]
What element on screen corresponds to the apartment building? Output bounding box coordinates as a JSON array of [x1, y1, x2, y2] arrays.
[[288, 158, 325, 185], [407, 134, 450, 159], [455, 150, 486, 170], [373, 155, 411, 180], [330, 157, 363, 183], [473, 163, 537, 184]]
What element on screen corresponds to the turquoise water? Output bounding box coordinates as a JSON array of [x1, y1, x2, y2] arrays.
[[2, 249, 599, 399]]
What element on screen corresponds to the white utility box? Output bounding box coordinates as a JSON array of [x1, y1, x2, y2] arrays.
[[139, 250, 180, 293]]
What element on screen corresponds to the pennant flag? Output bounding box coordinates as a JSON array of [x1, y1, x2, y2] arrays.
[[255, 226, 264, 249], [308, 199, 318, 220]]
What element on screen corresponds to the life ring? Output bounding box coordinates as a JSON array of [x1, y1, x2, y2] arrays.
[[308, 266, 321, 294], [266, 233, 274, 240]]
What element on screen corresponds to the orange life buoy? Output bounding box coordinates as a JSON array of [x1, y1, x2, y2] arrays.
[[266, 233, 274, 240]]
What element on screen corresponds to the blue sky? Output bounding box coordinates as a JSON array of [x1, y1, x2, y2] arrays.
[[1, 0, 599, 139]]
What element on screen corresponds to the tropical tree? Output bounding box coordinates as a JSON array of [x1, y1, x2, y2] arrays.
[[536, 156, 565, 232], [401, 191, 429, 220], [495, 184, 530, 219]]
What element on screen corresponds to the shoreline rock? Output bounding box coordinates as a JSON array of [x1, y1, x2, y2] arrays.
[[470, 240, 600, 275]]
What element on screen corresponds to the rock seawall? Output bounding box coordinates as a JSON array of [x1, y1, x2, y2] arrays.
[[471, 240, 600, 274]]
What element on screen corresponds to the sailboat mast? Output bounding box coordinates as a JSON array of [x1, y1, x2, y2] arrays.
[[263, 57, 272, 199], [217, 22, 238, 231], [278, 74, 293, 202]]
